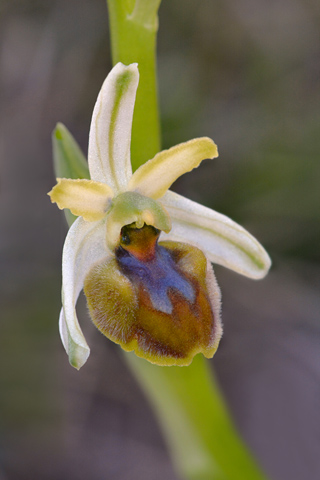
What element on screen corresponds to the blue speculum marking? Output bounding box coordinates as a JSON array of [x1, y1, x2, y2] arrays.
[[116, 245, 195, 314]]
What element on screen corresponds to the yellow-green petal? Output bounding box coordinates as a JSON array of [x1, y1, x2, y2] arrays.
[[127, 137, 218, 199], [48, 178, 114, 222]]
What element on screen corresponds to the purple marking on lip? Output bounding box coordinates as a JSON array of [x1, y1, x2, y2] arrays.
[[116, 245, 195, 314]]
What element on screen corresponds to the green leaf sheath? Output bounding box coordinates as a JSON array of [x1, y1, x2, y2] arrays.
[[106, 0, 161, 171], [52, 124, 89, 225], [53, 123, 90, 179]]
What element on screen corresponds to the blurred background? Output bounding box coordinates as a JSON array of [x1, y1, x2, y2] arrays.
[[1, 0, 320, 479]]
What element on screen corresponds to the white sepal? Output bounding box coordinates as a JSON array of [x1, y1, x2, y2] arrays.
[[162, 190, 271, 279], [61, 217, 110, 369], [88, 62, 139, 192]]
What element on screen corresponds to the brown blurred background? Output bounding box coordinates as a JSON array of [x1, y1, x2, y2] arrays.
[[1, 0, 320, 479]]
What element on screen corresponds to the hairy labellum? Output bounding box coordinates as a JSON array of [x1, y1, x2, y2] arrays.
[[84, 224, 222, 366]]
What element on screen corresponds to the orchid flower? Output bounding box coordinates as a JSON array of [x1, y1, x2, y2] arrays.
[[49, 62, 271, 370]]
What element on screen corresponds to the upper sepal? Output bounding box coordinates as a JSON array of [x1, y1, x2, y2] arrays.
[[88, 62, 139, 192]]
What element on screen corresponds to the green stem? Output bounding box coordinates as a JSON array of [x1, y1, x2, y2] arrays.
[[106, 1, 268, 479], [126, 354, 267, 480], [106, 0, 161, 171]]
